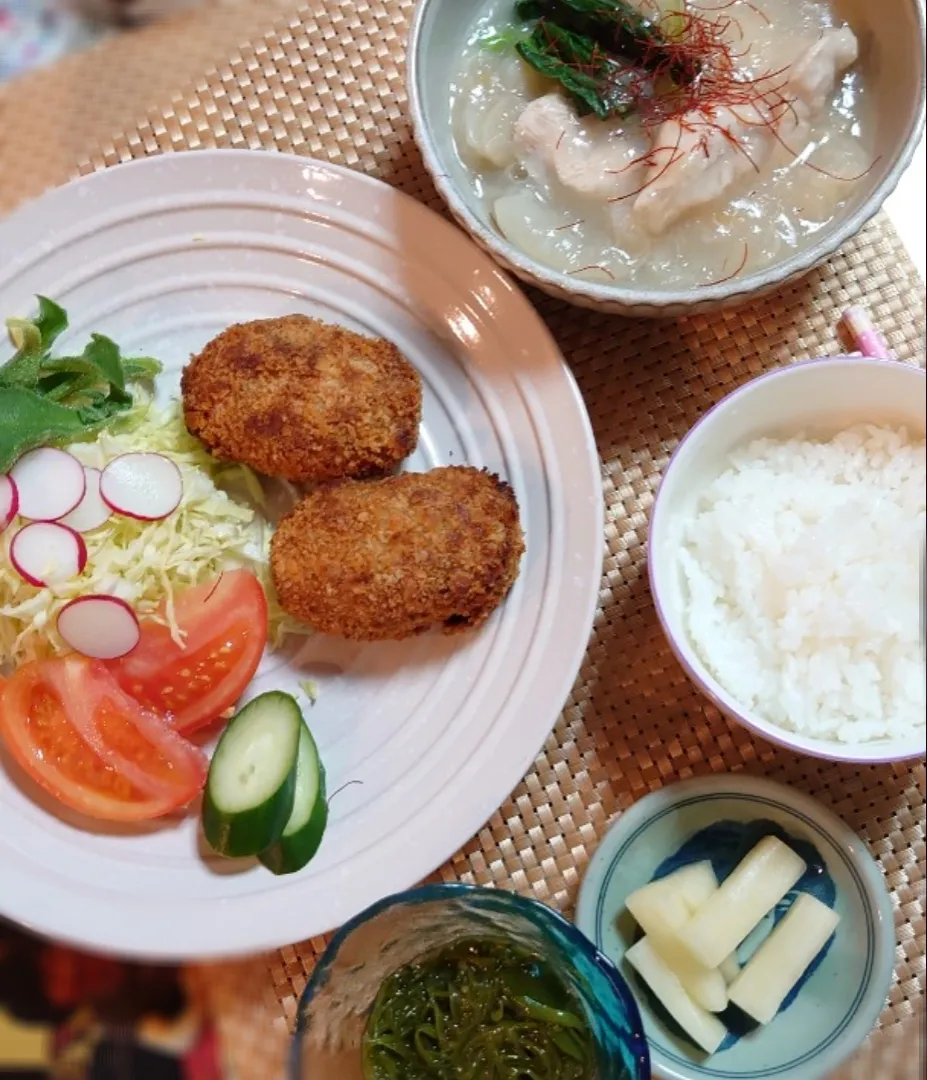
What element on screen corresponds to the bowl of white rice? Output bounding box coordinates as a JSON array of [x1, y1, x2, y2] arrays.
[[649, 356, 926, 762]]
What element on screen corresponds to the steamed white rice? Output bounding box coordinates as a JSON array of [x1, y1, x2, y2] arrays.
[[679, 423, 926, 743]]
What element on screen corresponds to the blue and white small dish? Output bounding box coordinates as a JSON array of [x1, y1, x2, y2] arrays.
[[575, 775, 895, 1080]]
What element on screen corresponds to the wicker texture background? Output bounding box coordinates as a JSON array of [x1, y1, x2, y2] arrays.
[[0, 2, 924, 1078]]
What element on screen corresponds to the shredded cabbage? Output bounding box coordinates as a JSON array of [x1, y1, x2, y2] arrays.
[[1, 400, 305, 670]]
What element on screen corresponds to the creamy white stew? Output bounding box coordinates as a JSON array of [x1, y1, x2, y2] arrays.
[[450, 0, 875, 289]]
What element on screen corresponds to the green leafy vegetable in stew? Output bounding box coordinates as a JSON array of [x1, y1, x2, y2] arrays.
[[362, 938, 596, 1079], [515, 0, 697, 84], [516, 21, 639, 119]]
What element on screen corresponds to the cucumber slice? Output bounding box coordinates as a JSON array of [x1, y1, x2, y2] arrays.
[[202, 691, 302, 858], [259, 723, 328, 876]]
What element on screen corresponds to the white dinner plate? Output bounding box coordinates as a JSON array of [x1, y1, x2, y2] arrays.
[[0, 150, 602, 959]]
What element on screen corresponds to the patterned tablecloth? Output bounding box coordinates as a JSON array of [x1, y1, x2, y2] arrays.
[[0, 3, 924, 1078]]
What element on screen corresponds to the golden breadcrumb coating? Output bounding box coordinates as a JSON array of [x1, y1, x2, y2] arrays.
[[182, 315, 421, 482], [270, 466, 524, 641]]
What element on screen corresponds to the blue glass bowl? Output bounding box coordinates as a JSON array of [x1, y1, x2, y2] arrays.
[[290, 883, 651, 1079]]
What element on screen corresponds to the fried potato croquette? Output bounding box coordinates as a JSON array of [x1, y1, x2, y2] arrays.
[[270, 466, 525, 641], [181, 315, 422, 483]]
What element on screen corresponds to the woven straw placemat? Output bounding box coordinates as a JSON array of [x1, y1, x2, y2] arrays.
[[1, 2, 924, 1078]]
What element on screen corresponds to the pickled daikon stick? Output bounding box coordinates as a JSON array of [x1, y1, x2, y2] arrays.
[[718, 953, 740, 984], [626, 862, 727, 1012], [625, 862, 717, 931], [679, 836, 806, 969], [626, 937, 728, 1054], [728, 893, 840, 1024]]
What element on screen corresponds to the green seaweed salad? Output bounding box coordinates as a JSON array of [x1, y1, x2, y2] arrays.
[[362, 938, 597, 1079], [484, 0, 696, 121]]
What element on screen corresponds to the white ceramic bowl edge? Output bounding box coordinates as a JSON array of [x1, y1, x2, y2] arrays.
[[407, 0, 927, 316], [648, 356, 927, 763]]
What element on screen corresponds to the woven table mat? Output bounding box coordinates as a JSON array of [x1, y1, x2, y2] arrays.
[[2, 2, 925, 1078], [0, 0, 294, 214]]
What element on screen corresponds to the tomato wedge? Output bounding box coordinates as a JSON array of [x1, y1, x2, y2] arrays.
[[106, 570, 268, 735], [0, 657, 207, 822]]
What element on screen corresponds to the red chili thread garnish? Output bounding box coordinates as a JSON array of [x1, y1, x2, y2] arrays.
[[801, 156, 880, 182], [529, 6, 874, 200], [567, 264, 617, 280], [719, 124, 760, 171], [696, 0, 770, 24], [744, 1, 772, 26], [555, 219, 586, 230], [773, 131, 882, 182], [608, 123, 686, 201], [695, 0, 769, 21], [697, 240, 749, 287]]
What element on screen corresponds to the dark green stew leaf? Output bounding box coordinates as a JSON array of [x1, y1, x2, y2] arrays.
[[517, 21, 638, 119], [517, 0, 696, 82]]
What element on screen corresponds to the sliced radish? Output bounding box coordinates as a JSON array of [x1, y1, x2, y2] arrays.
[[10, 522, 87, 587], [57, 596, 141, 660], [59, 467, 113, 533], [100, 453, 183, 521], [0, 474, 18, 533], [9, 447, 86, 522]]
